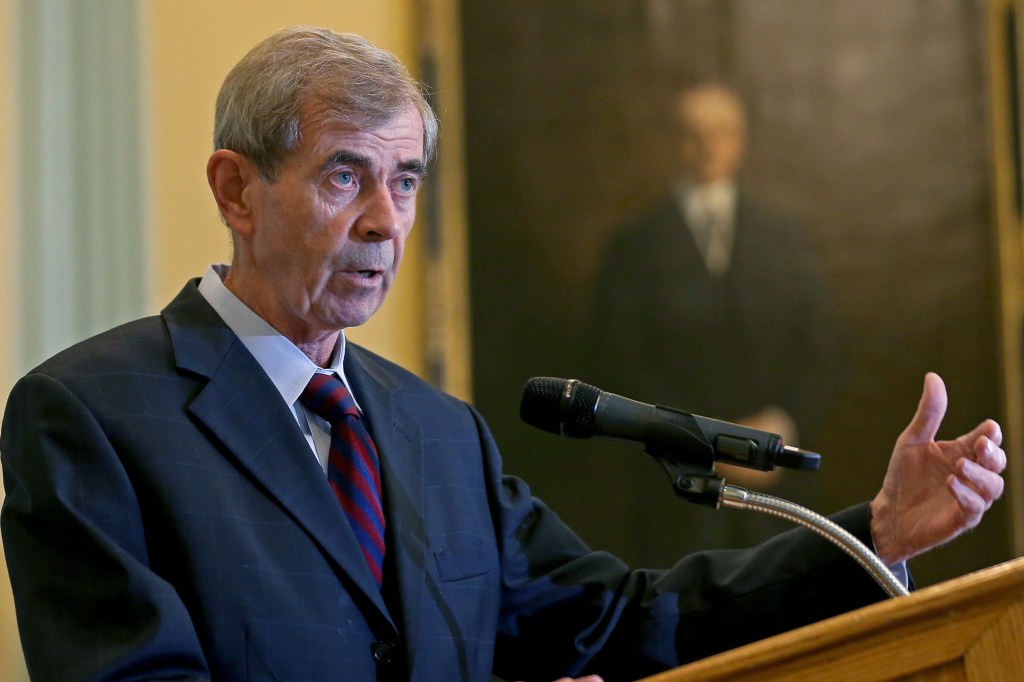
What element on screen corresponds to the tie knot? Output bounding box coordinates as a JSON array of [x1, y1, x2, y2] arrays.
[[300, 373, 359, 424]]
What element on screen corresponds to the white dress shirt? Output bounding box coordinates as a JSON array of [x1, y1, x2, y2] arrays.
[[676, 180, 738, 275], [197, 263, 354, 474]]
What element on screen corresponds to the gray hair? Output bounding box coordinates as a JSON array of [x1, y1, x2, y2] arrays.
[[214, 26, 438, 181]]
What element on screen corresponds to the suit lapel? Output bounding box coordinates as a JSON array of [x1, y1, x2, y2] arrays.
[[161, 282, 395, 629]]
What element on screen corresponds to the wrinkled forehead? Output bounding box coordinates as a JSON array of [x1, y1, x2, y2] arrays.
[[300, 95, 425, 151], [294, 102, 426, 170]]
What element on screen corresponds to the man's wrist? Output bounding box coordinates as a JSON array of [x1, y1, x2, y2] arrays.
[[869, 492, 900, 566]]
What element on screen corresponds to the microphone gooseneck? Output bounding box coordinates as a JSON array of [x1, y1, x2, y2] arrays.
[[720, 485, 909, 598]]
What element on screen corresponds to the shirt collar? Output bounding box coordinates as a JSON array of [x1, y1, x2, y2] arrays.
[[197, 264, 349, 406], [674, 179, 737, 215]]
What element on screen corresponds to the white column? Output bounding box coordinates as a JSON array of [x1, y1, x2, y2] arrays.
[[16, 0, 145, 372]]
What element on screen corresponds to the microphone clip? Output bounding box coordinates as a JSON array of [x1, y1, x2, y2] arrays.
[[647, 445, 725, 508]]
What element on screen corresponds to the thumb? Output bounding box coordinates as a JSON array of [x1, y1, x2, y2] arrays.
[[901, 372, 947, 445]]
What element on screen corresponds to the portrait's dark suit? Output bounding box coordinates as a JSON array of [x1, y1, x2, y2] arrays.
[[591, 192, 841, 430], [586, 192, 843, 560], [2, 280, 886, 682]]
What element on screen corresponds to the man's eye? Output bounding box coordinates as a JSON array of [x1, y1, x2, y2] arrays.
[[333, 171, 355, 187], [396, 177, 418, 194]]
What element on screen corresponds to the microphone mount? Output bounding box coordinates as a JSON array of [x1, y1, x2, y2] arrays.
[[520, 376, 909, 598]]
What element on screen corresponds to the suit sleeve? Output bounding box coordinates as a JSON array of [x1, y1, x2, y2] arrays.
[[478, 399, 889, 681], [1, 372, 210, 682]]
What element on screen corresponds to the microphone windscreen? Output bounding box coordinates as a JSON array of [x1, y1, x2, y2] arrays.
[[520, 377, 601, 438], [520, 377, 568, 433]]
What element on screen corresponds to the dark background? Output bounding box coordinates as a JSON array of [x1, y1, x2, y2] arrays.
[[460, 0, 1014, 587]]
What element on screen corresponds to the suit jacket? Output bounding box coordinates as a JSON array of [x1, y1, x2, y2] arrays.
[[590, 192, 842, 436], [2, 280, 888, 682]]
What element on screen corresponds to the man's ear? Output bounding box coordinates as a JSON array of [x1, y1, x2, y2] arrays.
[[207, 150, 259, 236]]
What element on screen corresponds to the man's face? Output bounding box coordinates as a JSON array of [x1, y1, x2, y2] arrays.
[[237, 106, 425, 342], [673, 90, 746, 185]]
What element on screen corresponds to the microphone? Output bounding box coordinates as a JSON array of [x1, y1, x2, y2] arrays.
[[520, 377, 820, 472]]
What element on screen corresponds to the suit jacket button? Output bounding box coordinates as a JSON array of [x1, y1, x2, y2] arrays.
[[372, 641, 396, 666]]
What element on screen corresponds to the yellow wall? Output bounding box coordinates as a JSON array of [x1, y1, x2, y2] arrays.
[[421, 0, 473, 400], [0, 0, 24, 679], [143, 0, 427, 373], [0, 0, 12, 401]]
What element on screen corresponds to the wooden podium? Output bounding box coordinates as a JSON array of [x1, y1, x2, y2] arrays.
[[640, 557, 1024, 681]]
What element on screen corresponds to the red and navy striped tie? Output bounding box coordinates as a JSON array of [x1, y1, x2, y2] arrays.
[[301, 373, 385, 587]]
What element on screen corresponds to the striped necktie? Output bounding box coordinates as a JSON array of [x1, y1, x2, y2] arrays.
[[300, 373, 386, 586]]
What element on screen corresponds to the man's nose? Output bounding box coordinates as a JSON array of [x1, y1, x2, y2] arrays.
[[357, 184, 402, 241]]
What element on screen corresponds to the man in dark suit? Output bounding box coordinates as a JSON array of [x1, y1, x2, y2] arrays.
[[594, 84, 838, 449], [589, 84, 842, 555], [0, 29, 1006, 682]]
